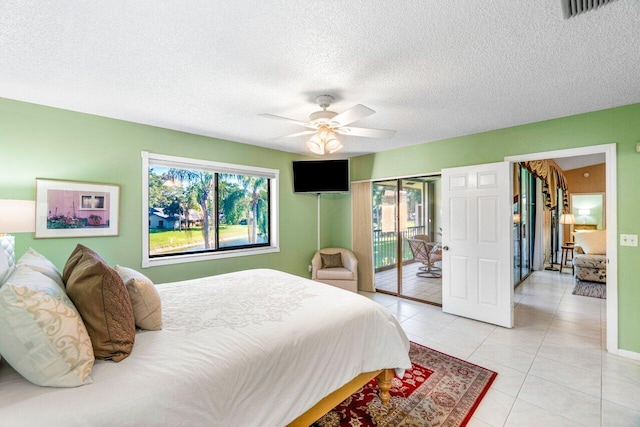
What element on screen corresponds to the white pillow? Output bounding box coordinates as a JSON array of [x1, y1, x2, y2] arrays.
[[17, 248, 65, 289], [0, 236, 14, 285], [115, 265, 163, 331], [574, 230, 607, 255], [0, 265, 94, 387]]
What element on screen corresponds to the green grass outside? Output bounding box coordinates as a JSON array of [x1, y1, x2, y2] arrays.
[[149, 225, 248, 253], [151, 224, 413, 266]]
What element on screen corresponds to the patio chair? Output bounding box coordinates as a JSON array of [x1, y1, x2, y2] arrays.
[[407, 238, 442, 278]]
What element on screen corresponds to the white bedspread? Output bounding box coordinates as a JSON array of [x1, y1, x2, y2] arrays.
[[0, 269, 410, 426]]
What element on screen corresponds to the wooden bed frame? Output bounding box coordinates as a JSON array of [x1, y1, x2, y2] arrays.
[[287, 368, 394, 427]]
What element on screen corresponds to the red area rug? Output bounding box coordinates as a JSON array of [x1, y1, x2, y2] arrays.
[[313, 342, 497, 427]]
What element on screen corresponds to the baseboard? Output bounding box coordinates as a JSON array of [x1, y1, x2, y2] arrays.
[[616, 348, 640, 361]]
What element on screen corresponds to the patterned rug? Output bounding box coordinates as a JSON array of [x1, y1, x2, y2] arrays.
[[313, 342, 497, 427], [572, 279, 606, 299]]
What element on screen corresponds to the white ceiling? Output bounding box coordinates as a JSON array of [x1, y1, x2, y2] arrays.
[[1, 1, 639, 158], [554, 153, 605, 171]]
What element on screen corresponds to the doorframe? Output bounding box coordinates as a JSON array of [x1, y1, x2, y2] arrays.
[[505, 143, 617, 354]]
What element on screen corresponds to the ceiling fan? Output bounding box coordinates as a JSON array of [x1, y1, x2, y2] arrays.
[[259, 95, 396, 155]]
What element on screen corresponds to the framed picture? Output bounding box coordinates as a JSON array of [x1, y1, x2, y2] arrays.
[[35, 179, 120, 238]]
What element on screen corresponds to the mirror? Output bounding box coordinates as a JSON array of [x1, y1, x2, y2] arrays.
[[571, 193, 605, 231]]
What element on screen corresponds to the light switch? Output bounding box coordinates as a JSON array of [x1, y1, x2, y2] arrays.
[[620, 234, 638, 247]]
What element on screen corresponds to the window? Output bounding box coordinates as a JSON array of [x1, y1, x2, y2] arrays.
[[142, 152, 279, 267]]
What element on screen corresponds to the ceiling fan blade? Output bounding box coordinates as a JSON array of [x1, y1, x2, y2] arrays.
[[258, 113, 311, 127], [331, 104, 375, 126], [269, 130, 317, 140], [336, 126, 396, 139]]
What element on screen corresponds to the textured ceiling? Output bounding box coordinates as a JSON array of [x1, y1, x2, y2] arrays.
[[1, 1, 639, 158]]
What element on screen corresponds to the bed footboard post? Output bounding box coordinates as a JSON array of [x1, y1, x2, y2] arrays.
[[377, 369, 394, 406]]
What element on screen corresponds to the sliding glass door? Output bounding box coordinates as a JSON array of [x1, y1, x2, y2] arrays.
[[372, 180, 399, 294], [372, 176, 442, 305], [513, 165, 536, 286]]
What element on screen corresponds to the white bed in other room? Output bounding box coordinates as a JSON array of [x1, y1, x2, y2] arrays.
[[0, 268, 411, 426]]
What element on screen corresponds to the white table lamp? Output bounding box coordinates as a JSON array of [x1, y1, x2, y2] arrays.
[[559, 213, 576, 225], [0, 199, 36, 270]]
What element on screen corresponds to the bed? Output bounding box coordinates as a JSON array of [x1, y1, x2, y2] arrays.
[[0, 268, 411, 426]]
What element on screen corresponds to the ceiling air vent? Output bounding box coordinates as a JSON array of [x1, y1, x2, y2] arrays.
[[562, 0, 618, 18]]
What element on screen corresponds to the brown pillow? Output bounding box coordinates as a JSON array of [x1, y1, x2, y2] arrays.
[[63, 245, 135, 362], [321, 252, 343, 269], [114, 265, 162, 331], [62, 244, 101, 284]]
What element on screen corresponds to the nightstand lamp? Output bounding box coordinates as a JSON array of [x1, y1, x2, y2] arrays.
[[0, 199, 36, 270], [559, 213, 576, 226], [559, 213, 576, 244]]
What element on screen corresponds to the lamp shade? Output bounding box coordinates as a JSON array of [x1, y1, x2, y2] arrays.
[[306, 126, 344, 155], [306, 136, 325, 155], [559, 213, 575, 225], [0, 199, 36, 233]]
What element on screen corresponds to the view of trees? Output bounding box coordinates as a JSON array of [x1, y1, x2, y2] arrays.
[[148, 167, 269, 254]]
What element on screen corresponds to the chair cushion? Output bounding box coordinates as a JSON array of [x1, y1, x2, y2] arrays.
[[316, 267, 354, 281], [573, 254, 607, 269], [575, 267, 606, 283], [320, 253, 343, 268]]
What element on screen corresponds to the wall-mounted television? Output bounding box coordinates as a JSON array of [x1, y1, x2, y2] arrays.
[[292, 159, 350, 194]]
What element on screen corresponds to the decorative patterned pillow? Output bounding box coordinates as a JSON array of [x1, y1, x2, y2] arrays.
[[0, 265, 94, 387], [114, 265, 163, 331], [64, 245, 136, 362], [17, 247, 65, 289], [321, 252, 343, 269]]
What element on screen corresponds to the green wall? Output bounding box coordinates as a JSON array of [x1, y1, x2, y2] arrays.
[[0, 97, 321, 282], [348, 102, 640, 353], [2, 97, 638, 353], [320, 194, 351, 250]]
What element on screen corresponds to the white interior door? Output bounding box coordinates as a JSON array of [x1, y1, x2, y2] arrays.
[[441, 161, 513, 328]]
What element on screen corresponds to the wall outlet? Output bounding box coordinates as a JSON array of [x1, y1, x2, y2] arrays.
[[620, 234, 638, 247], [308, 264, 313, 272]]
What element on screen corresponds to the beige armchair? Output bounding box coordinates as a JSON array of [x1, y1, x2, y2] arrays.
[[311, 248, 358, 292]]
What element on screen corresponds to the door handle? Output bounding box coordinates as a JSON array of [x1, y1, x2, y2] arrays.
[[442, 246, 449, 251]]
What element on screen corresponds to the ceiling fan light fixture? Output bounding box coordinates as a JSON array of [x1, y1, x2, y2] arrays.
[[307, 126, 343, 155], [306, 136, 325, 155], [325, 136, 343, 154], [261, 94, 395, 154]]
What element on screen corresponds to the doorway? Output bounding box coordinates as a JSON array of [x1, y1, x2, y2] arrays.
[[372, 175, 442, 305], [439, 144, 616, 341], [506, 143, 617, 353]]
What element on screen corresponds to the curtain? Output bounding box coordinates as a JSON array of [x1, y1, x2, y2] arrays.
[[532, 178, 545, 270], [351, 181, 375, 292], [521, 160, 569, 212]]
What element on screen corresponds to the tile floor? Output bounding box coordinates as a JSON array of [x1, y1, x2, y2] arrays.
[[374, 262, 442, 304], [361, 270, 640, 426]]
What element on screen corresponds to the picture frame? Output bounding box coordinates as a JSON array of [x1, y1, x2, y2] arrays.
[[35, 178, 120, 238]]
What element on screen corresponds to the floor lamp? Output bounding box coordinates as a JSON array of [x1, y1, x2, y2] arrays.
[[545, 211, 560, 271], [559, 213, 576, 243], [544, 212, 576, 271], [0, 199, 36, 281]]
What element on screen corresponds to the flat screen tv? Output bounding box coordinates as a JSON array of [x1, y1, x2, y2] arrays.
[[292, 159, 350, 194]]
